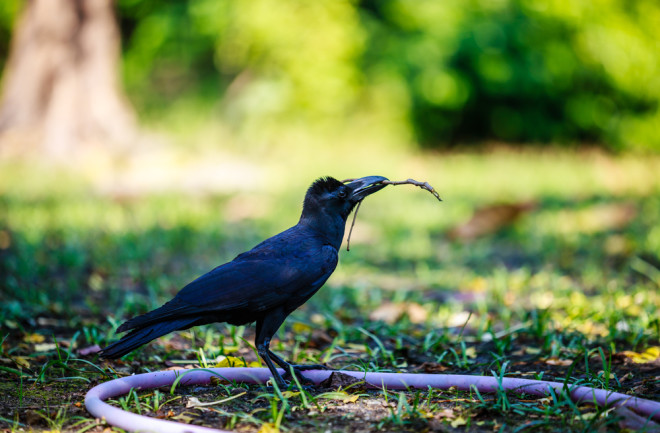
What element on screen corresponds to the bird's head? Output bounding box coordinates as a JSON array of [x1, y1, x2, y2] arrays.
[[301, 175, 389, 223]]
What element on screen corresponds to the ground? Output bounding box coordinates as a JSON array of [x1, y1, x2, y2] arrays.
[[1, 149, 659, 432]]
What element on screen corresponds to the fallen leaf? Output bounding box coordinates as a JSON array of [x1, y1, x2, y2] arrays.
[[450, 416, 468, 427], [369, 302, 405, 324], [464, 347, 477, 359], [578, 411, 599, 420], [186, 397, 203, 408], [36, 318, 66, 327], [23, 333, 45, 344], [369, 302, 428, 324], [578, 203, 637, 233], [448, 202, 536, 241], [406, 303, 428, 324], [34, 343, 57, 352], [280, 391, 300, 399], [215, 356, 260, 368], [620, 346, 660, 364], [258, 423, 280, 433], [172, 413, 197, 423], [536, 397, 552, 405], [419, 362, 448, 373], [3, 320, 18, 329], [316, 391, 359, 403], [446, 311, 472, 327], [555, 203, 637, 234], [292, 322, 312, 333], [544, 357, 573, 366], [12, 356, 30, 369], [619, 372, 632, 383], [436, 408, 455, 419]]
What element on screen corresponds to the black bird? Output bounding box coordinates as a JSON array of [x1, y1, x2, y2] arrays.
[[100, 176, 388, 387]]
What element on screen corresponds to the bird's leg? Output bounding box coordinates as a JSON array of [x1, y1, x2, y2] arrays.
[[255, 316, 288, 388], [255, 312, 328, 388], [256, 337, 287, 388]]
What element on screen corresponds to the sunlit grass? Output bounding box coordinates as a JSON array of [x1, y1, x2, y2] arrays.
[[2, 145, 659, 331], [1, 142, 659, 431]]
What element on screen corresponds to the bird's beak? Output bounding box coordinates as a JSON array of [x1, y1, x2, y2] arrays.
[[345, 176, 389, 203]]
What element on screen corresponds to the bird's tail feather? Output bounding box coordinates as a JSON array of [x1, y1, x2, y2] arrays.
[[100, 317, 198, 359], [116, 301, 185, 333]]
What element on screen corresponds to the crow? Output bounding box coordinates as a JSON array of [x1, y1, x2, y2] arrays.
[[100, 176, 389, 387]]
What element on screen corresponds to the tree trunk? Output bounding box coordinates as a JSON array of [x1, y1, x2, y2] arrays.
[[0, 0, 136, 159]]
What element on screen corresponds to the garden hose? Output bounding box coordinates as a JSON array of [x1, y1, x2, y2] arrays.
[[85, 367, 660, 432]]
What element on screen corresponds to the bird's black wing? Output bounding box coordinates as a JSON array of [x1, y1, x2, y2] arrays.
[[117, 243, 338, 332]]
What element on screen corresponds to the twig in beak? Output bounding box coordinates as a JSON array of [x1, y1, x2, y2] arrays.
[[342, 178, 442, 202], [341, 177, 441, 252], [381, 179, 442, 202], [346, 199, 363, 251]]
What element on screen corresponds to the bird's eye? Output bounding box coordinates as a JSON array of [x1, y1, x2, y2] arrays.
[[337, 189, 347, 198]]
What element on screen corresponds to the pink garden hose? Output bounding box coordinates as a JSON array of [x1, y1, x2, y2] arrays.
[[85, 367, 660, 432]]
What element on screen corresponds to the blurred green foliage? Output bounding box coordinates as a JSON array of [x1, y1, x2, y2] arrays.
[[1, 0, 659, 150], [0, 0, 20, 73], [361, 0, 660, 149]]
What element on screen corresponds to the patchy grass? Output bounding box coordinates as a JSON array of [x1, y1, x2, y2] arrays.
[[1, 149, 659, 432]]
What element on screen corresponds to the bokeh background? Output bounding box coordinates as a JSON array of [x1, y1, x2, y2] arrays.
[[3, 0, 660, 155], [108, 0, 659, 150]]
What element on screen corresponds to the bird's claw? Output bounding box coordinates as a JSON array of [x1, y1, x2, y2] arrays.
[[281, 367, 315, 385], [278, 363, 332, 387], [287, 362, 332, 378], [289, 363, 332, 371]]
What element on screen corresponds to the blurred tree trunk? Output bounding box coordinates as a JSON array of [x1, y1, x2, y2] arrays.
[[0, 0, 136, 159]]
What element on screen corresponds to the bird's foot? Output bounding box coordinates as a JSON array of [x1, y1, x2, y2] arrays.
[[279, 363, 332, 387], [288, 363, 332, 372], [264, 372, 315, 392], [281, 367, 315, 386]]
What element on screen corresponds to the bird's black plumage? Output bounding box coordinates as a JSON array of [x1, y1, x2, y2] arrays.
[[100, 175, 389, 386]]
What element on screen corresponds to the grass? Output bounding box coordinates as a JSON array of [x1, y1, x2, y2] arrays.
[[1, 145, 659, 432]]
